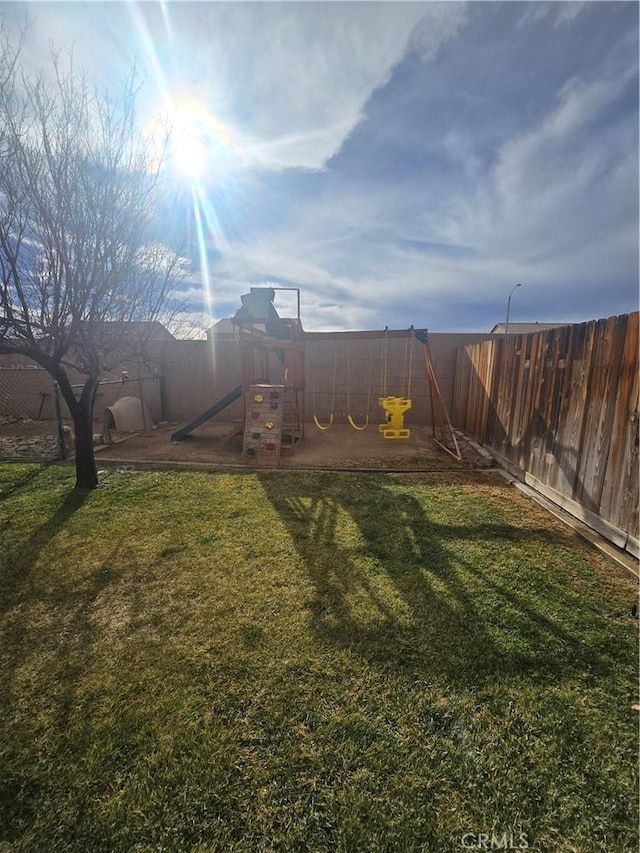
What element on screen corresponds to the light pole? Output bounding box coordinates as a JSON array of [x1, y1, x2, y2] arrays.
[[505, 283, 522, 335]]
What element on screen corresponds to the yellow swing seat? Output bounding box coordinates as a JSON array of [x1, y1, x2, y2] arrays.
[[313, 413, 334, 431], [379, 395, 411, 439], [347, 413, 369, 431]]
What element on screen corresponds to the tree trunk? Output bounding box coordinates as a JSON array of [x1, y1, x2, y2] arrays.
[[53, 369, 100, 491], [72, 403, 98, 489]]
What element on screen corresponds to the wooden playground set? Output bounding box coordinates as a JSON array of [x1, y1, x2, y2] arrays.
[[167, 287, 462, 468]]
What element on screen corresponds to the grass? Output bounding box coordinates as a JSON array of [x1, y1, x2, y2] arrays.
[[0, 462, 637, 853]]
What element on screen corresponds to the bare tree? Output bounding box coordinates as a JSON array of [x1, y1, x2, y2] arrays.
[[0, 29, 187, 488]]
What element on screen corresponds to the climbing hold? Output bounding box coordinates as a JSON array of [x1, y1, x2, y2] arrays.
[[254, 394, 264, 403], [265, 421, 275, 430]]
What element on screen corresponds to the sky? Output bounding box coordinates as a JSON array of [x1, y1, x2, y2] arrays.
[[1, 1, 638, 335]]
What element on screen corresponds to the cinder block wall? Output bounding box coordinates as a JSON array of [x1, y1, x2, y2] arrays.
[[161, 331, 496, 428], [304, 332, 495, 424], [2, 332, 497, 430], [162, 338, 244, 423], [306, 333, 421, 424]]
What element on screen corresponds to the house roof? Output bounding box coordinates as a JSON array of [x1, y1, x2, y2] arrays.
[[489, 322, 573, 334], [207, 318, 240, 339], [97, 321, 176, 341]]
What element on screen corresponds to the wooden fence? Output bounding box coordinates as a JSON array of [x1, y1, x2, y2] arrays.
[[453, 313, 639, 557]]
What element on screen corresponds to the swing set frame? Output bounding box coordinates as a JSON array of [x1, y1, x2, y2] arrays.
[[309, 327, 462, 459]]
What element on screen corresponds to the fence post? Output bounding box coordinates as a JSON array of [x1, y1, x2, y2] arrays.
[[53, 382, 66, 460], [138, 367, 147, 431], [159, 373, 167, 423]]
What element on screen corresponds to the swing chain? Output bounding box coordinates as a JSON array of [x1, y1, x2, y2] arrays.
[[406, 325, 414, 399], [312, 349, 337, 430], [347, 338, 373, 430]]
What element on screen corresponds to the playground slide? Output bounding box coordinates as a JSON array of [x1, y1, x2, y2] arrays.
[[171, 385, 243, 441]]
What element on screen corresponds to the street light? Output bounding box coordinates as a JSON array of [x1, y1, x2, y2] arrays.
[[505, 283, 522, 335]]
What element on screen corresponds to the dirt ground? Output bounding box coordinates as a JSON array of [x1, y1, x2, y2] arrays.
[[0, 417, 490, 470], [95, 421, 489, 470]]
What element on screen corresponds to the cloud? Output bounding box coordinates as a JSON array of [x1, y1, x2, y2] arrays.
[[487, 45, 638, 258], [2, 2, 468, 173], [554, 2, 587, 28], [517, 2, 588, 30], [2, 2, 635, 334], [409, 2, 468, 58], [495, 63, 637, 209], [190, 2, 467, 171], [195, 19, 638, 332]]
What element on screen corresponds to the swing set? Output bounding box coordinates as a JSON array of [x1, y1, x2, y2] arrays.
[[311, 326, 461, 459], [176, 286, 460, 467]]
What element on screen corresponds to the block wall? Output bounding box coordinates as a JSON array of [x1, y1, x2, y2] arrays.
[[303, 332, 495, 425], [161, 332, 496, 428], [162, 339, 244, 423], [1, 332, 497, 430]]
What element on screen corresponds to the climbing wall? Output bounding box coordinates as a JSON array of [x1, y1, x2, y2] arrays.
[[242, 384, 284, 466]]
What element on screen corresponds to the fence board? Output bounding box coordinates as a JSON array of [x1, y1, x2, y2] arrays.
[[600, 313, 639, 535], [548, 325, 576, 495], [452, 313, 639, 551]]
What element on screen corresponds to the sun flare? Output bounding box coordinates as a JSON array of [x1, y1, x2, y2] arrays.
[[172, 126, 207, 179], [164, 96, 239, 181]]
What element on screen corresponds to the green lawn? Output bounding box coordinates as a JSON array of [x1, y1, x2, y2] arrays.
[[0, 463, 637, 853]]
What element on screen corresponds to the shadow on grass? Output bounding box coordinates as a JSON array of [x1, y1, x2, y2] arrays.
[[0, 483, 115, 844], [258, 472, 616, 687], [0, 486, 92, 610], [0, 462, 54, 502], [0, 556, 112, 833]]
